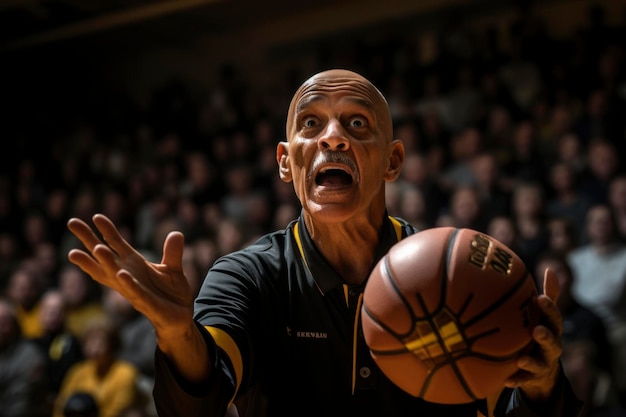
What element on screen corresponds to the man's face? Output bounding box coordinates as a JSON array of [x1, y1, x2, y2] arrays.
[[278, 70, 403, 223], [586, 205, 613, 244]]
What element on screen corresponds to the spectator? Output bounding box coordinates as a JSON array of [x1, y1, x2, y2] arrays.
[[0, 297, 47, 417], [396, 152, 446, 226], [537, 104, 575, 160], [545, 161, 592, 242], [554, 132, 586, 176], [33, 240, 62, 288], [57, 265, 106, 339], [535, 252, 623, 415], [102, 288, 156, 416], [509, 181, 549, 274], [500, 120, 546, 191], [575, 88, 622, 145], [608, 174, 626, 240], [4, 261, 45, 339], [498, 36, 543, 113], [546, 216, 579, 256], [580, 138, 620, 206], [568, 204, 626, 401], [397, 187, 430, 231], [486, 215, 519, 252], [215, 217, 246, 256], [63, 392, 99, 417], [468, 152, 510, 219], [439, 127, 484, 192], [33, 289, 84, 412], [435, 184, 486, 231], [53, 316, 143, 417], [0, 233, 20, 291]]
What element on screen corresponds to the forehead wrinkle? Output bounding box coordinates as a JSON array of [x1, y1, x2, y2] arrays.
[[296, 94, 375, 116], [299, 78, 381, 106], [286, 71, 392, 140]]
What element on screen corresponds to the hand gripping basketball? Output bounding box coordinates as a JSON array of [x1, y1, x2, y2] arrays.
[[361, 227, 540, 404]]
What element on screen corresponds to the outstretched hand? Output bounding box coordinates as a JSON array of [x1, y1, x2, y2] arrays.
[[504, 268, 563, 401], [67, 214, 195, 339]]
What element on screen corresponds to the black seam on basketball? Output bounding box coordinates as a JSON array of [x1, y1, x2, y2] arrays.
[[382, 254, 422, 337], [360, 254, 416, 352], [463, 270, 531, 328], [414, 291, 478, 401], [467, 350, 521, 362], [361, 302, 410, 354], [437, 228, 478, 401], [442, 228, 459, 311], [457, 291, 474, 318], [368, 345, 411, 356]]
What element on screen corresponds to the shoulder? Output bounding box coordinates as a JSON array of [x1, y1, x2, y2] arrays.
[[111, 360, 140, 380], [389, 216, 420, 238], [217, 228, 288, 264], [14, 339, 46, 365], [614, 244, 626, 259], [62, 360, 92, 384], [209, 227, 292, 284], [567, 245, 592, 262]]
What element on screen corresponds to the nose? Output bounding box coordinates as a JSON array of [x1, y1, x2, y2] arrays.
[[318, 118, 350, 151]]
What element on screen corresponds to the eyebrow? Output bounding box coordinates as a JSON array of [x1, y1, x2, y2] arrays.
[[295, 94, 375, 114], [345, 96, 375, 112], [295, 95, 324, 114]]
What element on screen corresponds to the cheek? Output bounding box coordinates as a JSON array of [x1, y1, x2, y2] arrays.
[[288, 141, 313, 187], [290, 168, 309, 202]]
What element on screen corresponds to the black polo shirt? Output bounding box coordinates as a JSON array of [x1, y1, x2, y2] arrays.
[[153, 214, 580, 417]]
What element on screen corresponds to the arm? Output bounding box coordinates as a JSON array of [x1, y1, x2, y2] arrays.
[[67, 214, 211, 385]]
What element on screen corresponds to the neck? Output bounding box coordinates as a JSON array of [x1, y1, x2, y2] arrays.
[[593, 240, 618, 254], [95, 355, 115, 377], [303, 209, 385, 285]]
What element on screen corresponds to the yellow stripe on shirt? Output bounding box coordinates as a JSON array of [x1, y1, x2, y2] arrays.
[[205, 326, 243, 405]]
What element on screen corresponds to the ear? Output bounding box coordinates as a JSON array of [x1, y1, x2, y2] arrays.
[[384, 139, 405, 182], [276, 141, 292, 183]]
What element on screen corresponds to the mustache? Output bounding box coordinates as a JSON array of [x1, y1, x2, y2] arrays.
[[308, 151, 358, 181]]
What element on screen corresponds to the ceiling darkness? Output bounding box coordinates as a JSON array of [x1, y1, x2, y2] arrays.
[[0, 0, 536, 126], [1, 0, 515, 56]]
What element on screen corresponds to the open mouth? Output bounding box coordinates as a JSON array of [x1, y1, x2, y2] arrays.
[[315, 167, 353, 186]]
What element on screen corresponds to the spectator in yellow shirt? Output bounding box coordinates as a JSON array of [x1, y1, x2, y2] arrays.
[[53, 316, 144, 417]]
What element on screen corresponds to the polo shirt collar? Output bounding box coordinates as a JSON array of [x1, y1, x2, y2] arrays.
[[294, 212, 401, 294]]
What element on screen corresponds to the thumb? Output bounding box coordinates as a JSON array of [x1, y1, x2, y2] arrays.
[[542, 267, 560, 304], [161, 231, 185, 272]]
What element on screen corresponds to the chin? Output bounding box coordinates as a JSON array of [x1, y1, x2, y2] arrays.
[[306, 202, 358, 224]]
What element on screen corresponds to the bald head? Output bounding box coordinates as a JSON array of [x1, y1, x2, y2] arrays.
[[286, 69, 393, 143]]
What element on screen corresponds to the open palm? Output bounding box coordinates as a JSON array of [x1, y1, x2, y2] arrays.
[[67, 214, 195, 336]]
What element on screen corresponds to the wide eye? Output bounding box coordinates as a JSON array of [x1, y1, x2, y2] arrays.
[[349, 117, 367, 128], [302, 116, 319, 128]]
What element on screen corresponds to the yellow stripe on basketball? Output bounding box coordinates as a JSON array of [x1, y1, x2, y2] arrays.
[[405, 321, 463, 356]]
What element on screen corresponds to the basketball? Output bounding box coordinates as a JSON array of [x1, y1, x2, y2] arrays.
[[361, 226, 540, 404]]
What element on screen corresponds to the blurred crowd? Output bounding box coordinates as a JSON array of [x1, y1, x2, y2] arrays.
[[1, 2, 626, 417]]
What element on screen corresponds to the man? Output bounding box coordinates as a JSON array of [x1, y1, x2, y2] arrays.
[[67, 69, 581, 417]]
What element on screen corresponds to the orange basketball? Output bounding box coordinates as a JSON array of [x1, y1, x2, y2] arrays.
[[361, 227, 540, 404]]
